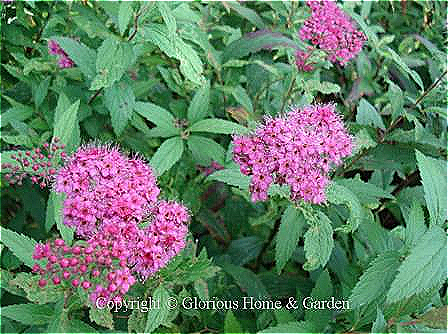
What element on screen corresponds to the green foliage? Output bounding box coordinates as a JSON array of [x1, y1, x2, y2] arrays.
[[303, 212, 334, 271], [0, 227, 37, 268], [2, 303, 55, 325]]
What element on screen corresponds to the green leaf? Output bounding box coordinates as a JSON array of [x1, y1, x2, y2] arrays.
[[53, 95, 80, 153], [0, 227, 37, 268], [90, 38, 135, 90], [221, 263, 268, 299], [207, 168, 250, 190], [150, 136, 184, 176], [157, 2, 176, 39], [134, 101, 179, 137], [2, 303, 54, 325], [89, 306, 114, 329], [336, 177, 394, 209], [104, 81, 136, 136], [326, 182, 363, 232], [417, 307, 448, 329], [222, 30, 298, 63], [187, 81, 210, 123], [356, 98, 385, 130], [386, 226, 446, 304], [190, 118, 249, 135], [303, 212, 334, 271], [33, 76, 51, 109], [224, 2, 265, 29], [305, 270, 333, 332], [303, 80, 341, 94], [118, 1, 133, 36], [415, 150, 447, 227], [52, 37, 97, 79], [350, 251, 401, 308], [53, 192, 74, 245], [144, 286, 171, 333], [187, 135, 225, 165], [232, 85, 253, 113], [258, 321, 313, 333], [224, 310, 243, 333], [404, 201, 427, 247], [387, 82, 404, 122], [275, 206, 305, 273], [371, 308, 387, 333]]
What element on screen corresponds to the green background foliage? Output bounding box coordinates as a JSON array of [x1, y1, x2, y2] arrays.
[[1, 1, 447, 333]]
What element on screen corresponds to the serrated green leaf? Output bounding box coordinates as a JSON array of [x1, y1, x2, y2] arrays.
[[337, 177, 394, 209], [207, 168, 250, 190], [0, 227, 37, 268], [371, 308, 387, 333], [415, 150, 447, 227], [145, 286, 171, 333], [9, 272, 64, 304], [258, 321, 313, 333], [104, 81, 136, 136], [222, 263, 268, 299], [303, 80, 341, 94], [187, 135, 225, 165], [90, 38, 135, 90], [190, 118, 249, 135], [33, 76, 51, 109], [53, 192, 74, 245], [118, 1, 133, 36], [305, 270, 333, 332], [52, 37, 97, 79], [275, 206, 305, 273], [53, 95, 80, 153], [356, 98, 385, 130], [224, 310, 243, 333], [386, 226, 446, 304], [187, 81, 210, 123], [2, 303, 54, 325], [350, 251, 401, 308], [224, 2, 265, 29], [150, 136, 184, 176], [89, 306, 114, 329], [326, 182, 363, 232], [404, 200, 427, 247], [303, 212, 334, 271], [134, 101, 178, 137], [232, 85, 253, 113]]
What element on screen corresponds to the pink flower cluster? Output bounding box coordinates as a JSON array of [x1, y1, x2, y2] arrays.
[[2, 137, 66, 188], [296, 0, 366, 69], [233, 104, 353, 204], [48, 40, 74, 68], [33, 145, 190, 305], [55, 145, 160, 237]]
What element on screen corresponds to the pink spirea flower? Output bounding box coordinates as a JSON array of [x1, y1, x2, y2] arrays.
[[55, 145, 160, 237], [295, 50, 314, 72], [47, 40, 75, 69], [299, 0, 366, 66], [233, 104, 353, 204]]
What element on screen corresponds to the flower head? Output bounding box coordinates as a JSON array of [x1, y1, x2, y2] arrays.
[[233, 104, 353, 204], [299, 0, 366, 66]]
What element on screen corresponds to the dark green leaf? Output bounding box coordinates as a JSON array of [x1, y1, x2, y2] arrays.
[[150, 136, 184, 176]]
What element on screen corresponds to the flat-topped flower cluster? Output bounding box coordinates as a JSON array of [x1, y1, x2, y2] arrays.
[[32, 145, 189, 305], [233, 104, 353, 204]]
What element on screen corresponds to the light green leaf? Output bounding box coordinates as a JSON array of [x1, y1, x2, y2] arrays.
[[33, 76, 51, 109], [90, 38, 135, 90], [275, 206, 305, 273], [207, 168, 250, 190], [303, 80, 341, 94], [258, 321, 313, 333], [0, 227, 37, 268], [224, 2, 265, 29], [104, 81, 136, 137], [224, 310, 243, 334], [404, 200, 427, 247], [134, 101, 178, 137], [50, 192, 74, 245], [2, 304, 54, 325], [89, 306, 114, 329], [415, 150, 447, 227], [150, 136, 184, 176], [157, 2, 176, 39], [53, 95, 80, 153], [305, 270, 333, 332], [356, 98, 385, 130], [303, 212, 334, 271], [232, 85, 253, 113], [187, 81, 210, 123], [382, 47, 424, 90], [190, 118, 249, 135], [52, 37, 97, 79], [350, 251, 401, 308], [371, 308, 387, 333], [386, 226, 446, 304], [187, 135, 225, 165], [118, 1, 133, 36], [145, 286, 171, 333]]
